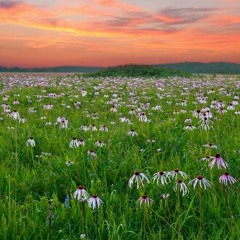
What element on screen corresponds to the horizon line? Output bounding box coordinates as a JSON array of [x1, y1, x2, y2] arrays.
[[1, 61, 240, 69]]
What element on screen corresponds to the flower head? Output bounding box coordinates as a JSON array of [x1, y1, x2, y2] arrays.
[[137, 195, 153, 206], [128, 129, 138, 136], [152, 171, 169, 186], [168, 168, 188, 180], [174, 180, 189, 196], [66, 160, 73, 166], [73, 186, 89, 202], [219, 172, 237, 185], [88, 194, 103, 209], [188, 175, 212, 189], [128, 170, 149, 189], [69, 137, 79, 148], [209, 153, 228, 169], [26, 137, 35, 147]]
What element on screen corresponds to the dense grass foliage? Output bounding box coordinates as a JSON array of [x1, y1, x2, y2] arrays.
[[83, 65, 191, 78], [0, 73, 239, 240]]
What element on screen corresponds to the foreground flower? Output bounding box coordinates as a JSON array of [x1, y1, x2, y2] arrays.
[[87, 150, 97, 158], [137, 195, 153, 206], [183, 124, 196, 131], [69, 137, 79, 148], [209, 153, 228, 169], [88, 194, 103, 209], [161, 193, 170, 199], [73, 186, 89, 201], [203, 143, 218, 149], [152, 171, 169, 186], [66, 160, 73, 166], [219, 172, 237, 185], [174, 180, 189, 196], [188, 175, 212, 189], [128, 170, 149, 189], [168, 168, 188, 180], [128, 129, 138, 136], [26, 137, 35, 147], [201, 156, 214, 162]]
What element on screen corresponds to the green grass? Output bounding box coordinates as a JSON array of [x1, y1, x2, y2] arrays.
[[0, 73, 239, 240]]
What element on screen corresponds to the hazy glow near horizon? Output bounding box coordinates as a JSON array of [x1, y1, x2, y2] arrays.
[[0, 0, 240, 67]]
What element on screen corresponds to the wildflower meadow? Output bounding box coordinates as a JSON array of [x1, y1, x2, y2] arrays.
[[0, 73, 239, 240]]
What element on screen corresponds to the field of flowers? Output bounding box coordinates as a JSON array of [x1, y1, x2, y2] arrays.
[[0, 73, 239, 240]]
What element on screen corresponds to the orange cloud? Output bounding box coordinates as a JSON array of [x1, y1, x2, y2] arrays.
[[0, 1, 240, 67]]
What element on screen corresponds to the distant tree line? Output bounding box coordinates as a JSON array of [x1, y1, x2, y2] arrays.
[[0, 62, 240, 74], [83, 64, 191, 78]]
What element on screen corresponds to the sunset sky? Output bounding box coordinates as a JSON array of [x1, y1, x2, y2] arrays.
[[0, 0, 240, 67]]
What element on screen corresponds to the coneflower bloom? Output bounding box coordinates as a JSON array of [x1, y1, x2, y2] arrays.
[[174, 180, 189, 196], [88, 194, 103, 209], [168, 169, 188, 180], [152, 171, 169, 186], [219, 172, 237, 185], [19, 117, 26, 123], [188, 175, 212, 189], [80, 125, 89, 131], [128, 170, 149, 189], [129, 108, 136, 115], [198, 117, 213, 131], [128, 129, 138, 136], [137, 195, 153, 206], [203, 143, 218, 149], [138, 112, 148, 122], [99, 125, 108, 132], [90, 124, 97, 131], [201, 155, 214, 161], [95, 140, 105, 147], [73, 185, 89, 201], [183, 124, 196, 131], [161, 193, 170, 199], [69, 137, 79, 148], [26, 137, 35, 147], [66, 160, 74, 166], [77, 139, 85, 146], [10, 110, 20, 120], [81, 90, 87, 97], [87, 150, 97, 158], [209, 153, 228, 169], [184, 118, 192, 123]]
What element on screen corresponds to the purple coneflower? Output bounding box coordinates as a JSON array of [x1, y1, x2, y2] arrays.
[[26, 137, 35, 147], [174, 180, 189, 196], [188, 175, 212, 189], [78, 138, 85, 146], [73, 185, 89, 201], [152, 171, 169, 186], [69, 137, 79, 148], [137, 195, 153, 206], [203, 142, 218, 149], [168, 168, 188, 180], [88, 194, 103, 209], [128, 129, 138, 136], [87, 150, 97, 158], [95, 140, 105, 147], [128, 170, 149, 189], [66, 160, 74, 166], [209, 153, 228, 169], [201, 155, 214, 161], [219, 172, 237, 185]]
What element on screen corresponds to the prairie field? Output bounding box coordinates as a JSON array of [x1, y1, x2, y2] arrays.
[[0, 73, 239, 240]]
